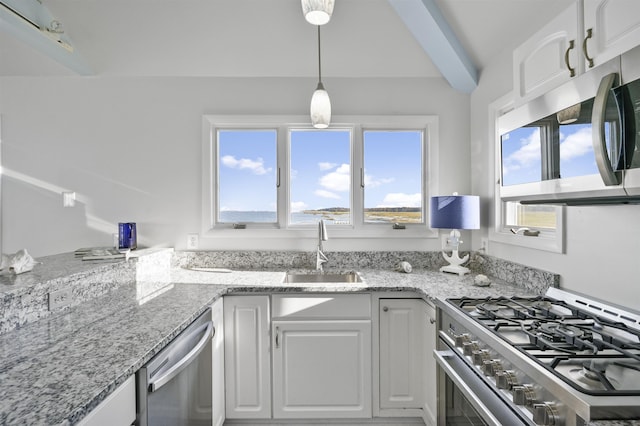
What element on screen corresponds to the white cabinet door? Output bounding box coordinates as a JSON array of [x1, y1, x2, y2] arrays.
[[223, 295, 271, 419], [378, 299, 424, 410], [272, 320, 372, 419], [422, 302, 437, 426], [583, 0, 640, 68], [211, 298, 225, 426], [513, 2, 580, 102]]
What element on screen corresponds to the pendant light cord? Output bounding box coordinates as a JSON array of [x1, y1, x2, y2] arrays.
[[317, 25, 322, 84]]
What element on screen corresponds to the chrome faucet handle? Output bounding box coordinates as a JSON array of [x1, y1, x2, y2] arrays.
[[316, 247, 328, 272]]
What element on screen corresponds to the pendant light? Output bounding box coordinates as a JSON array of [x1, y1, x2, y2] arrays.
[[301, 0, 335, 26], [310, 25, 331, 129]]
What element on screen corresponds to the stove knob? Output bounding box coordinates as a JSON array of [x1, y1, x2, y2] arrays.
[[533, 402, 559, 426], [472, 349, 490, 366], [482, 359, 503, 376], [454, 333, 471, 347], [463, 341, 480, 356], [495, 370, 518, 390], [513, 384, 536, 407]]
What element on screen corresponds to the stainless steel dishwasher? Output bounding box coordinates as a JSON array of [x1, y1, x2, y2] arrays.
[[137, 309, 214, 426]]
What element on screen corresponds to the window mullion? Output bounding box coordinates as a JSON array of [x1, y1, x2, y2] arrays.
[[352, 125, 364, 230]]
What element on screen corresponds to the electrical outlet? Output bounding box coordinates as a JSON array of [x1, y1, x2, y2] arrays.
[[48, 288, 72, 311], [441, 235, 451, 251], [187, 234, 199, 250], [481, 238, 489, 252]]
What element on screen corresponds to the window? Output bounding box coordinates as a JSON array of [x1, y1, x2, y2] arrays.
[[504, 202, 556, 230], [363, 130, 423, 224], [203, 115, 439, 240], [217, 129, 277, 224], [490, 95, 565, 253], [289, 129, 352, 225]]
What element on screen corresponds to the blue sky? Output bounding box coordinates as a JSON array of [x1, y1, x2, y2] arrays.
[[501, 123, 598, 186], [217, 129, 423, 212]]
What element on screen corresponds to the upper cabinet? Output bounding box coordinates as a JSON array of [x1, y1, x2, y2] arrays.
[[514, 3, 580, 102], [514, 0, 640, 104], [583, 0, 640, 67]]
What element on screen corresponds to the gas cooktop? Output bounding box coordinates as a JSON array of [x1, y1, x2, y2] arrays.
[[448, 291, 640, 397]]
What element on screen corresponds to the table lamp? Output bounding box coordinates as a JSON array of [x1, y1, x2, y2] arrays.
[[430, 194, 480, 276]]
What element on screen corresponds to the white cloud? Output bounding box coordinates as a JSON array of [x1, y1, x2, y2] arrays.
[[560, 127, 592, 161], [364, 174, 394, 188], [221, 155, 272, 175], [290, 201, 308, 212], [378, 193, 421, 208], [319, 163, 350, 192], [314, 189, 341, 199], [318, 162, 336, 171], [503, 128, 541, 175]]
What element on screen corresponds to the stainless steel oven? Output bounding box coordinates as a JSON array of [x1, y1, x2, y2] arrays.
[[435, 288, 640, 426], [436, 347, 533, 425]]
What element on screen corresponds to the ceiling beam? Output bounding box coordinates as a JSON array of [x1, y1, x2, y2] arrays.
[[388, 0, 477, 93], [0, 0, 91, 75]]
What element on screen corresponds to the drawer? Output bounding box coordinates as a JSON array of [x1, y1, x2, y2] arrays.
[[272, 294, 371, 320]]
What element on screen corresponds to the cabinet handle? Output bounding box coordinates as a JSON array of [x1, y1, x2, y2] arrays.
[[564, 39, 576, 77], [383, 306, 388, 312], [429, 317, 436, 324], [275, 326, 280, 349], [583, 28, 594, 69]]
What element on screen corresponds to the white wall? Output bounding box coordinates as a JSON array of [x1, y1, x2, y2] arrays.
[[0, 76, 470, 257], [470, 48, 640, 308]]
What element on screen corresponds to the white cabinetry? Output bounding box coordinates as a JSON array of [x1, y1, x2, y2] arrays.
[[211, 298, 225, 426], [583, 0, 640, 68], [514, 0, 640, 103], [223, 295, 271, 419], [271, 294, 372, 419], [513, 2, 580, 102], [376, 297, 436, 425], [378, 299, 424, 411]]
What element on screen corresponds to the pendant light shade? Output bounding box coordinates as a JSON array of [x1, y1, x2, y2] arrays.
[[310, 25, 330, 129], [301, 0, 335, 25], [311, 82, 331, 129]]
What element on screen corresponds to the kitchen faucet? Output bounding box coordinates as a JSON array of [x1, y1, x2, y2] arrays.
[[316, 219, 328, 272]]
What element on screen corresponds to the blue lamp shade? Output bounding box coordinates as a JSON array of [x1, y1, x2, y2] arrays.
[[430, 195, 480, 230]]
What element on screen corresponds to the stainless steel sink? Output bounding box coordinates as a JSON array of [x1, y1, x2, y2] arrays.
[[283, 272, 364, 284]]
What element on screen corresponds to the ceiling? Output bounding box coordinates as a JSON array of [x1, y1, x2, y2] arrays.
[[1, 0, 574, 84]]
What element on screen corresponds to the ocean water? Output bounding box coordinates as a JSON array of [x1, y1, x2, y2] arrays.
[[219, 211, 352, 225]]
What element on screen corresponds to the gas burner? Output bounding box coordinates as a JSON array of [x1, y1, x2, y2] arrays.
[[537, 323, 592, 343], [474, 302, 516, 319], [565, 360, 640, 392]]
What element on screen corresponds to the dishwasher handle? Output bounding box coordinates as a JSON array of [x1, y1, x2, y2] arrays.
[[148, 321, 213, 393]]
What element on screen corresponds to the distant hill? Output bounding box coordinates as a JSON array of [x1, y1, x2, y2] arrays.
[[303, 207, 420, 213]]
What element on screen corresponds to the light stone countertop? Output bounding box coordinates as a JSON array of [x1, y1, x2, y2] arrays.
[[0, 266, 635, 426]]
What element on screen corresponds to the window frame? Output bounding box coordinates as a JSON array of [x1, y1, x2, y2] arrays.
[[202, 115, 439, 240], [489, 95, 565, 253]]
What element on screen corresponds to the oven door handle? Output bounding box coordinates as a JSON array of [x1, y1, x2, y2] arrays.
[[435, 349, 524, 426]]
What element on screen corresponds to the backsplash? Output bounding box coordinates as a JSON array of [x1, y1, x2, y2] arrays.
[[172, 250, 445, 270], [173, 250, 559, 294], [468, 252, 560, 294]]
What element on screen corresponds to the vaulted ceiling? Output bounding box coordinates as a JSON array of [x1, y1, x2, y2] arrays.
[[1, 0, 574, 93]]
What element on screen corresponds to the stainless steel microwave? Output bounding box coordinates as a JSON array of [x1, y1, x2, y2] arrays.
[[498, 45, 640, 205]]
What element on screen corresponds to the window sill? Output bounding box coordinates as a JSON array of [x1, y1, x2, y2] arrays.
[[489, 228, 564, 253]]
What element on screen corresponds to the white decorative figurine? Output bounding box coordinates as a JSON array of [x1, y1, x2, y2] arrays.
[[0, 249, 40, 274]]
